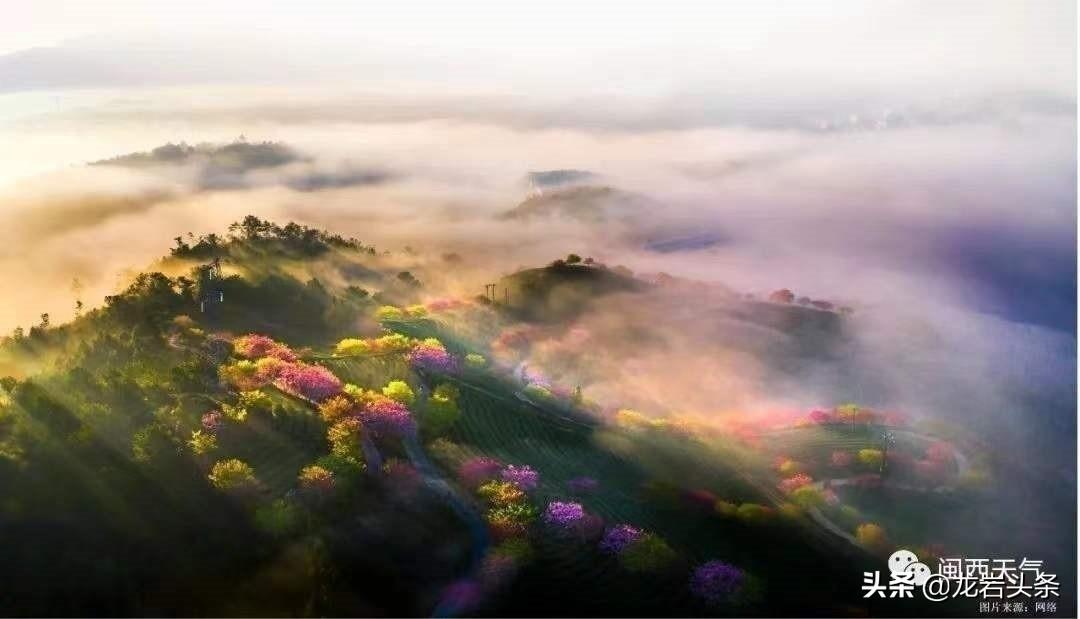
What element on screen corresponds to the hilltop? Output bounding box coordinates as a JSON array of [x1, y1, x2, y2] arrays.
[[499, 185, 653, 222], [493, 258, 645, 322]]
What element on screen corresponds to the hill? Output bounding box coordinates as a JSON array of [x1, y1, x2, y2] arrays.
[[499, 185, 652, 222], [494, 261, 645, 322], [0, 216, 1056, 617]]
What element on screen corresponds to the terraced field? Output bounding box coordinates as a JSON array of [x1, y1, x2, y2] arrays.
[[322, 355, 411, 390], [306, 323, 915, 614], [216, 389, 327, 496]]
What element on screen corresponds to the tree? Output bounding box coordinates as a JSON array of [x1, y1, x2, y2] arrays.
[[768, 289, 795, 304], [39, 313, 50, 330], [423, 385, 461, 437], [187, 430, 217, 455], [382, 380, 415, 405], [208, 458, 258, 492], [71, 278, 84, 317], [374, 305, 404, 322], [855, 523, 888, 551], [566, 254, 582, 264], [396, 271, 421, 288], [619, 534, 677, 573]]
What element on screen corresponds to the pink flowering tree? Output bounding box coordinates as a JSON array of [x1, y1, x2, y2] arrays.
[[233, 334, 298, 362], [831, 450, 854, 467], [459, 457, 503, 489], [359, 396, 417, 438], [274, 363, 342, 402], [778, 473, 813, 494]]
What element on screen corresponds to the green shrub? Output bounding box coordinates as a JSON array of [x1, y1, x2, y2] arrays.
[[620, 534, 677, 573]]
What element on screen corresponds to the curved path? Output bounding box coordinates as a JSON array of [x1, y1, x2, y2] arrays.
[[762, 425, 973, 548], [405, 383, 491, 618]]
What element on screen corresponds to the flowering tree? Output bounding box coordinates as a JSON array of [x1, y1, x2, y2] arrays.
[[599, 524, 643, 554], [220, 360, 266, 391], [298, 464, 336, 494], [232, 334, 298, 362], [858, 449, 885, 469], [501, 465, 539, 491], [359, 396, 416, 438], [460, 457, 503, 489], [778, 473, 813, 494], [789, 485, 826, 508], [543, 501, 584, 528], [768, 289, 795, 304], [238, 389, 273, 412], [188, 430, 217, 455], [208, 458, 258, 492], [318, 395, 358, 425], [382, 380, 415, 405], [335, 338, 370, 356], [367, 334, 415, 354], [690, 561, 746, 606], [477, 481, 526, 508], [486, 502, 538, 538], [374, 305, 405, 321], [201, 411, 224, 432], [426, 297, 467, 312], [831, 450, 854, 467], [275, 362, 342, 402], [255, 356, 289, 382], [219, 402, 248, 423], [775, 458, 804, 476], [327, 417, 364, 461], [855, 522, 888, 551], [407, 338, 457, 373]]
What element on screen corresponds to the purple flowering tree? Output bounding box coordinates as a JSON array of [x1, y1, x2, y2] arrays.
[[599, 524, 643, 554], [543, 501, 584, 528], [501, 465, 539, 491], [359, 397, 417, 438], [407, 339, 458, 373], [689, 560, 745, 606]]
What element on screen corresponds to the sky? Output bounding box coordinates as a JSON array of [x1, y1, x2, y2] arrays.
[[0, 1, 1075, 97]]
